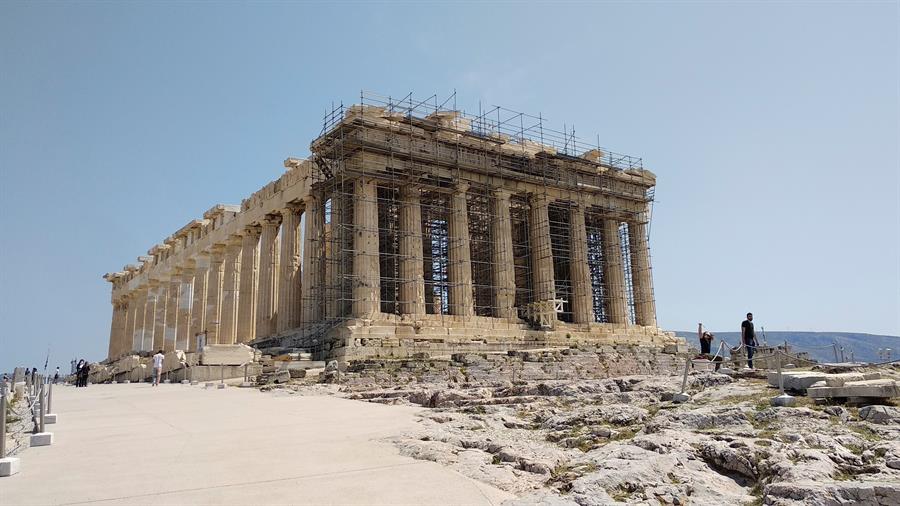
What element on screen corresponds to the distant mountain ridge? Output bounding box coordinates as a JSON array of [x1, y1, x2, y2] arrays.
[[672, 331, 900, 364]]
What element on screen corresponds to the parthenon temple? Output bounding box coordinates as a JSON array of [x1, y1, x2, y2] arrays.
[[104, 93, 678, 362]]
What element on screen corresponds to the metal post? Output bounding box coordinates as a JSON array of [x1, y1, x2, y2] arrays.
[[220, 365, 224, 385], [1, 387, 7, 458], [832, 343, 839, 363], [777, 351, 785, 395], [850, 350, 855, 363], [39, 380, 45, 433], [673, 356, 691, 403], [770, 350, 795, 406]]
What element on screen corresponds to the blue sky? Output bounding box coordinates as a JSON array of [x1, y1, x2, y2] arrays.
[[1, 2, 897, 373]]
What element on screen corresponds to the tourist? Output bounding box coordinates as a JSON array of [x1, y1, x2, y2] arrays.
[[75, 359, 84, 386], [77, 361, 90, 387], [53, 366, 60, 384], [697, 323, 714, 355], [152, 350, 165, 386], [697, 323, 722, 372], [741, 312, 758, 369]]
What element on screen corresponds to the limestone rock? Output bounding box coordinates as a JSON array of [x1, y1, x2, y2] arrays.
[[859, 405, 900, 425]]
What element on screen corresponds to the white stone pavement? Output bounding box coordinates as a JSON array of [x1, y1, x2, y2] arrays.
[[2, 383, 513, 505]]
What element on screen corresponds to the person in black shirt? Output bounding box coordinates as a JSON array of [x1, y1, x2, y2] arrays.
[[741, 313, 759, 368]]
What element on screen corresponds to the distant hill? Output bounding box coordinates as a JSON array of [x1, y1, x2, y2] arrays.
[[673, 331, 900, 364]]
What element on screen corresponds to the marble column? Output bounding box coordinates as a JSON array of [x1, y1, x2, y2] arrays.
[[301, 195, 324, 325], [398, 186, 426, 317], [219, 237, 243, 344], [119, 299, 130, 356], [128, 290, 144, 352], [569, 204, 594, 324], [278, 204, 302, 332], [189, 259, 209, 350], [491, 189, 517, 319], [326, 193, 346, 319], [206, 245, 226, 344], [352, 178, 380, 318], [256, 215, 281, 338], [152, 280, 168, 351], [107, 299, 125, 359], [164, 274, 182, 351], [176, 271, 193, 350], [448, 182, 474, 316], [601, 219, 628, 324], [629, 217, 657, 327], [529, 194, 556, 304], [237, 226, 261, 343], [139, 284, 155, 352]]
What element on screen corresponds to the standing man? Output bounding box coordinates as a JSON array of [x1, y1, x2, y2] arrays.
[[53, 366, 60, 384], [741, 312, 759, 369], [152, 350, 165, 386]]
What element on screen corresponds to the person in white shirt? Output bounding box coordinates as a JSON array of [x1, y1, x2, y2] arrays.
[[152, 351, 165, 386]]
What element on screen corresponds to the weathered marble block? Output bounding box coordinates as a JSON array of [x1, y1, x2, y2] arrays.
[[200, 344, 260, 366]]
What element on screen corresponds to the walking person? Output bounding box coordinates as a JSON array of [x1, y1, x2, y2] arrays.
[[741, 312, 759, 369], [152, 350, 165, 386], [54, 366, 60, 384]]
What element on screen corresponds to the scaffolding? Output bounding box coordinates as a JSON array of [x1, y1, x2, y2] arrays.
[[246, 91, 660, 358]]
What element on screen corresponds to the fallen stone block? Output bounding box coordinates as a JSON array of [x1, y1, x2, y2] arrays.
[[162, 350, 188, 374], [767, 371, 827, 392], [808, 379, 900, 400], [45, 413, 57, 424], [823, 372, 881, 387], [200, 344, 260, 366]]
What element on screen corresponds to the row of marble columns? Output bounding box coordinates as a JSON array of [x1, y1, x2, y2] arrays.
[[346, 178, 656, 327], [109, 195, 322, 356], [108, 180, 656, 358]]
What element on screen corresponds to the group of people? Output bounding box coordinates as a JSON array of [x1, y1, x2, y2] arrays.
[[697, 312, 760, 369], [74, 359, 91, 387]]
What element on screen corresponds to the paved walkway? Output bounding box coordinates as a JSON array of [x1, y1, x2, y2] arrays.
[[2, 383, 513, 505]]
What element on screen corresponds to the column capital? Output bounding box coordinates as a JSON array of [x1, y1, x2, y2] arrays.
[[629, 211, 651, 225], [225, 234, 244, 247], [283, 202, 303, 216], [208, 244, 227, 261], [301, 193, 320, 207], [529, 192, 552, 207], [454, 181, 470, 194], [492, 187, 512, 200], [243, 224, 262, 237], [261, 214, 282, 227], [400, 185, 422, 198]]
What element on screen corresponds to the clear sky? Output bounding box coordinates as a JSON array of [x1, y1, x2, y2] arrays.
[[1, 1, 898, 373]]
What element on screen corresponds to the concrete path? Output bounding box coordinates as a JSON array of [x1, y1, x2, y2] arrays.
[[2, 383, 513, 505]]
